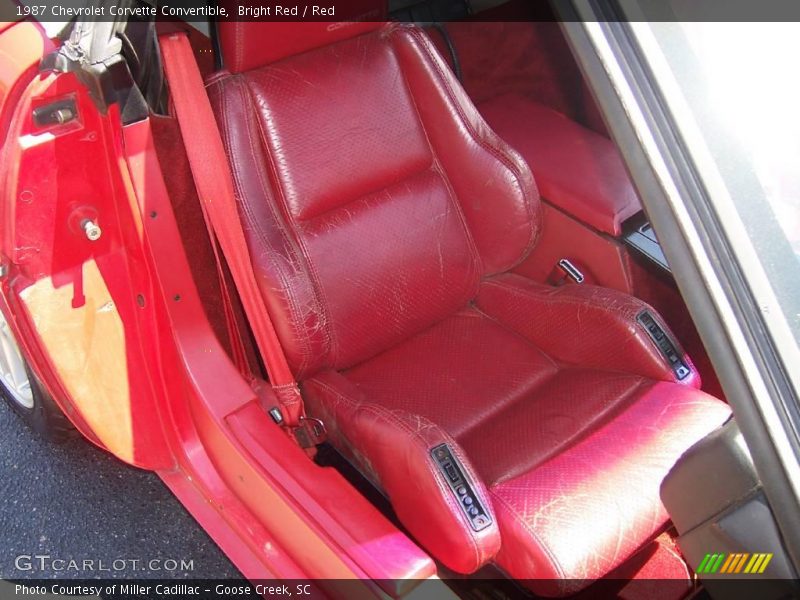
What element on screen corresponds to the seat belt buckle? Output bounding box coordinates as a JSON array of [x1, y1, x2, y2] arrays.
[[268, 407, 326, 449], [293, 417, 327, 449]]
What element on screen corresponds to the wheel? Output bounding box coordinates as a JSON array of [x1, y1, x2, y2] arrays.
[[0, 310, 75, 441]]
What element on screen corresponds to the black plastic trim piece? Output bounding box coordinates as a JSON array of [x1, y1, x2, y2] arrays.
[[637, 310, 691, 380], [32, 97, 78, 128], [623, 214, 671, 274], [430, 444, 491, 531]]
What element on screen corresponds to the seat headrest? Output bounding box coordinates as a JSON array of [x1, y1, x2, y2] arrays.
[[216, 2, 387, 73]]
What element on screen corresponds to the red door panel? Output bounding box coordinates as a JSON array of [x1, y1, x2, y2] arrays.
[[0, 21, 172, 468]]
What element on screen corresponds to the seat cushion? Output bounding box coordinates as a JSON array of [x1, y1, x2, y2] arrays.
[[303, 277, 730, 594], [488, 380, 730, 596], [479, 93, 641, 237], [345, 307, 558, 438]]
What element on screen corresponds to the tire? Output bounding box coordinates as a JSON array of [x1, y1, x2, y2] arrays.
[[0, 312, 76, 442]]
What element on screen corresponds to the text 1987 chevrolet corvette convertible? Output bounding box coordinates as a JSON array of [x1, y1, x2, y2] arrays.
[[1, 1, 799, 598]]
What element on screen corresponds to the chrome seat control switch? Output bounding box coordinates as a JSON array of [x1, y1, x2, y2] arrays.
[[557, 258, 585, 283]]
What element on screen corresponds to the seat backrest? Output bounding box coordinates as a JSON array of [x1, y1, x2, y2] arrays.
[[208, 22, 540, 379]]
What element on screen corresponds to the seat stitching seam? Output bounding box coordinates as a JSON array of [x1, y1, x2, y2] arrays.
[[220, 79, 310, 371], [489, 378, 649, 486], [479, 279, 671, 377], [481, 279, 640, 313], [359, 404, 484, 567], [388, 30, 483, 290], [232, 80, 311, 372], [469, 303, 559, 370], [243, 79, 336, 365], [312, 380, 484, 565], [215, 79, 308, 370], [294, 165, 434, 225]]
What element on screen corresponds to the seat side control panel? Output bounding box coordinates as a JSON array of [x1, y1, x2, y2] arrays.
[[431, 444, 492, 531], [637, 311, 691, 380]]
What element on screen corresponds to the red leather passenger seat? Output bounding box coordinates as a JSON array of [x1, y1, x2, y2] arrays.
[[208, 21, 731, 596]]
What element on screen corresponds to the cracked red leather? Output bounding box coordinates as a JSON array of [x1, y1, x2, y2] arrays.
[[390, 26, 542, 276], [490, 382, 731, 596], [209, 21, 732, 593], [207, 24, 538, 380], [303, 308, 730, 593], [476, 273, 701, 388], [303, 371, 501, 574]]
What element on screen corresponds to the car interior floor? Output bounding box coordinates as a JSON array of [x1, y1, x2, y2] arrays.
[[150, 9, 728, 598]]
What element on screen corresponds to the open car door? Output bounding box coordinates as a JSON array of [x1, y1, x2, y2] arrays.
[[0, 14, 172, 467]]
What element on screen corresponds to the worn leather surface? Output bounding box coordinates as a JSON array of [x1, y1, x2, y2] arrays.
[[209, 22, 731, 593], [303, 278, 729, 591], [303, 370, 501, 574], [479, 93, 642, 236], [208, 24, 537, 380], [476, 273, 701, 388], [392, 27, 541, 276], [490, 380, 730, 596]]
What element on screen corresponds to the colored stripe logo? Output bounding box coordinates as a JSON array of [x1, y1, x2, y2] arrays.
[[697, 553, 773, 574]]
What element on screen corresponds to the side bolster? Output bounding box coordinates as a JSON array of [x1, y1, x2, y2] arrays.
[[389, 25, 542, 276], [476, 273, 701, 387], [303, 371, 501, 574], [206, 74, 331, 379]]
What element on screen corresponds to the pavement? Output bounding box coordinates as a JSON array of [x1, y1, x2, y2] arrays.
[[0, 399, 242, 580]]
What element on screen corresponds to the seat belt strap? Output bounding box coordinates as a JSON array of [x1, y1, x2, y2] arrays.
[[160, 32, 310, 433], [202, 209, 251, 376]]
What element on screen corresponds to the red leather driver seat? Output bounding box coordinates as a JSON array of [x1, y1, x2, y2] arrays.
[[208, 21, 731, 595]]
